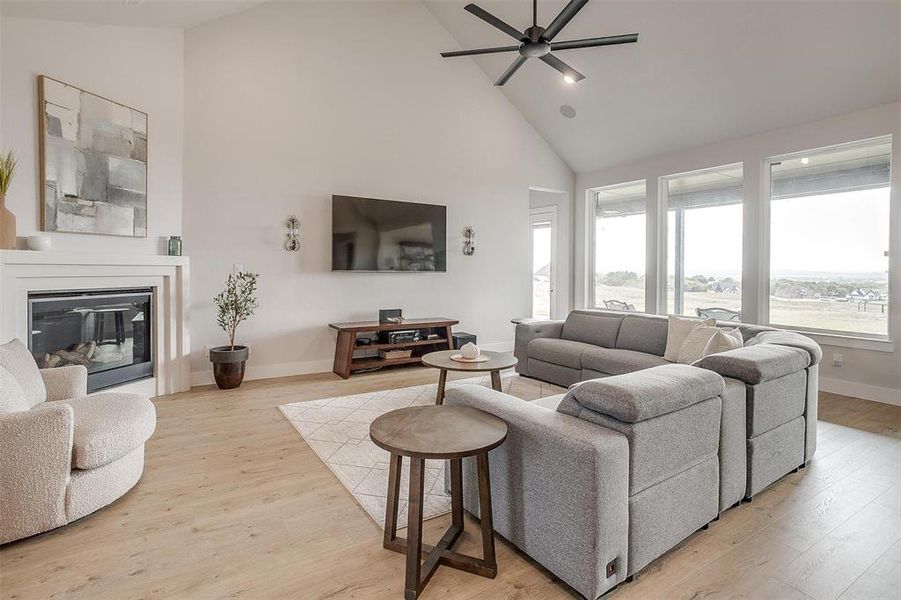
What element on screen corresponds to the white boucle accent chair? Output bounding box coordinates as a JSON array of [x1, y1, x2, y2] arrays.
[[0, 338, 156, 545]]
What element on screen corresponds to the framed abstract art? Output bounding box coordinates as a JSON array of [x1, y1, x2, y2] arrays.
[[39, 75, 148, 237]]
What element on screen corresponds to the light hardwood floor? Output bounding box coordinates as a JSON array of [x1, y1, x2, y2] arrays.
[[1, 367, 899, 600]]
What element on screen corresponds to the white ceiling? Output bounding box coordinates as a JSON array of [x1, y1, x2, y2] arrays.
[[0, 0, 268, 29], [426, 0, 901, 173]]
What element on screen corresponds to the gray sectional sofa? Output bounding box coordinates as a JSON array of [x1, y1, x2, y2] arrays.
[[515, 309, 821, 497], [442, 309, 821, 599]]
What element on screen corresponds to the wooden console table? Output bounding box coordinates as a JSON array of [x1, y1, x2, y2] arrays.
[[328, 318, 458, 379]]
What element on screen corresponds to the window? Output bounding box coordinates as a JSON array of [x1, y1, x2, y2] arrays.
[[767, 137, 891, 337], [591, 181, 646, 312], [663, 165, 744, 320]]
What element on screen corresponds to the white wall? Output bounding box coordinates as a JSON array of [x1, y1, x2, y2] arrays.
[[183, 1, 573, 383], [0, 17, 184, 254], [575, 102, 901, 403]]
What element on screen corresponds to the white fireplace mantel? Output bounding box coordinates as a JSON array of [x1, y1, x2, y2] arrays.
[[0, 250, 191, 397]]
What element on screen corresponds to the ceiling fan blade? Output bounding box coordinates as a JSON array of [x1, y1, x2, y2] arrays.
[[495, 56, 528, 86], [465, 4, 527, 41], [551, 33, 639, 51], [539, 53, 585, 82], [441, 45, 521, 58], [542, 0, 589, 41]]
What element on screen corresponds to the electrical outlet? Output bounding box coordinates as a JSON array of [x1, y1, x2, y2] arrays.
[[204, 344, 215, 358], [832, 353, 844, 367]]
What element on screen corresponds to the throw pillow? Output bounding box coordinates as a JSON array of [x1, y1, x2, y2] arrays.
[[0, 364, 30, 413], [664, 316, 715, 362], [676, 325, 720, 364], [703, 327, 744, 356], [0, 338, 46, 407]]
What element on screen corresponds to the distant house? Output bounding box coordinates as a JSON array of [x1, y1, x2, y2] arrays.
[[849, 288, 879, 301]]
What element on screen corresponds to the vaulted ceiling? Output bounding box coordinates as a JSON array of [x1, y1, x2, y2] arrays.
[[425, 0, 901, 173], [1, 0, 268, 29]]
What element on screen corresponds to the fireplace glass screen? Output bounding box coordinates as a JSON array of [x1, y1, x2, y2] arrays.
[[28, 289, 153, 393]]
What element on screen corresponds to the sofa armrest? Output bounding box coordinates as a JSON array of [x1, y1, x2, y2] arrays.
[[695, 344, 810, 385], [561, 364, 725, 423], [0, 403, 74, 544], [513, 320, 564, 374], [444, 384, 629, 597], [41, 366, 88, 401], [746, 330, 822, 365]]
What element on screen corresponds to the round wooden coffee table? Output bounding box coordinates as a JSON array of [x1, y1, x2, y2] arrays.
[[370, 405, 508, 600], [421, 350, 518, 404]]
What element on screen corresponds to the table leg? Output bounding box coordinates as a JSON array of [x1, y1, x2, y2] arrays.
[[490, 369, 503, 392], [333, 331, 355, 379], [476, 453, 497, 574], [450, 458, 463, 528], [405, 458, 426, 599], [436, 369, 447, 405], [383, 454, 402, 548]]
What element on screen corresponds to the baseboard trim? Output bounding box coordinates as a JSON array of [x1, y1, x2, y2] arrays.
[[190, 340, 516, 387], [819, 376, 901, 407], [191, 358, 334, 387]]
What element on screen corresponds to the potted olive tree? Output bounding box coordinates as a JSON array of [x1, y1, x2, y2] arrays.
[[210, 271, 259, 389]]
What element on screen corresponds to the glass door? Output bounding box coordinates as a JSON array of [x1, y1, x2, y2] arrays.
[[530, 207, 557, 319]]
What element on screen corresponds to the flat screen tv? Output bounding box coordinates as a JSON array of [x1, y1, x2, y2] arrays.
[[332, 195, 447, 272]]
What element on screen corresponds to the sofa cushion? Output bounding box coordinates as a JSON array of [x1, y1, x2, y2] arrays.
[[0, 365, 30, 413], [531, 394, 565, 410], [676, 325, 720, 364], [747, 330, 822, 365], [528, 358, 583, 388], [528, 338, 596, 369], [664, 316, 715, 362], [581, 347, 669, 376], [0, 339, 46, 408], [695, 344, 810, 385], [615, 315, 668, 356], [704, 327, 744, 356], [61, 393, 156, 469], [560, 364, 725, 423], [560, 310, 624, 348]]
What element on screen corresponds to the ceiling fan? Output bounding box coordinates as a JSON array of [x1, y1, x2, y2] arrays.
[[441, 0, 638, 86]]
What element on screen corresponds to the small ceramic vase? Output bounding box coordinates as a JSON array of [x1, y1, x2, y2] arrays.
[[460, 342, 481, 360], [0, 193, 16, 250], [26, 235, 51, 251]]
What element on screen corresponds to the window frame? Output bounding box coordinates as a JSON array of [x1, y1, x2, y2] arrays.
[[587, 179, 648, 311], [760, 135, 893, 342], [657, 162, 745, 319]]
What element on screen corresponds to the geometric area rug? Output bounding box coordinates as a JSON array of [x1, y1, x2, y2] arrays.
[[278, 374, 566, 530]]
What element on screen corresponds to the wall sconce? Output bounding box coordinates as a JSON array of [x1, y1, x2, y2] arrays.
[[284, 215, 300, 252], [462, 226, 475, 256]]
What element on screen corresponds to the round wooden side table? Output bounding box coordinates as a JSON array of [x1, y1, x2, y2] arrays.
[[421, 350, 518, 405], [369, 405, 508, 600]]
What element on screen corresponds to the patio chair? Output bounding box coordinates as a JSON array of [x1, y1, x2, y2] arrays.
[[696, 307, 740, 321]]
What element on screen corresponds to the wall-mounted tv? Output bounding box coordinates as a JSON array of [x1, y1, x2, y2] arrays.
[[332, 195, 447, 272]]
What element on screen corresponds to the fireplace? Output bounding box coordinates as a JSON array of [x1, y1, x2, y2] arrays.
[[28, 289, 153, 393]]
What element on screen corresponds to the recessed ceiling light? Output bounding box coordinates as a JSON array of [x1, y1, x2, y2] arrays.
[[560, 105, 576, 118], [563, 75, 576, 85], [801, 157, 810, 165]]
